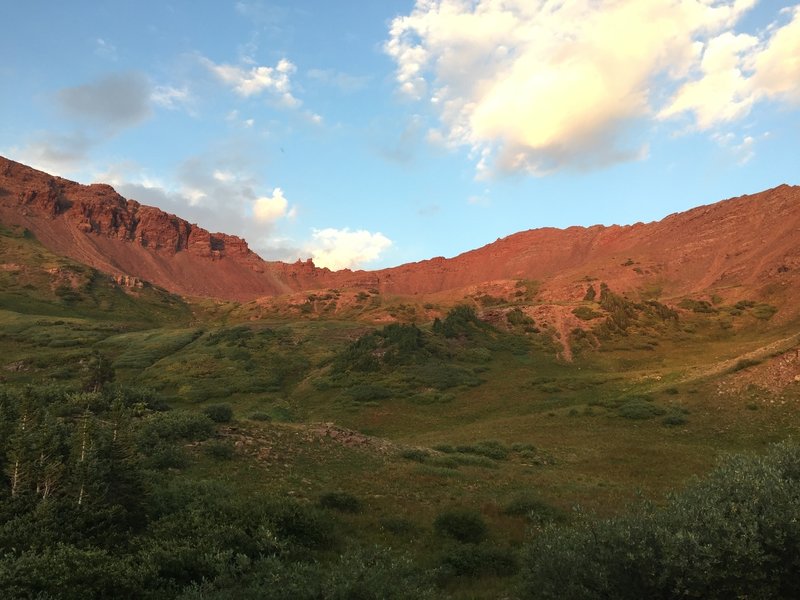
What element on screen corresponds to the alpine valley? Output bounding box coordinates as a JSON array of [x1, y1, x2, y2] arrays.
[[1, 155, 799, 599]]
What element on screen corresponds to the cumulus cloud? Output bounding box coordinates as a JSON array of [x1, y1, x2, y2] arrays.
[[385, 0, 800, 176], [253, 188, 290, 223], [202, 56, 300, 107], [659, 32, 759, 129], [750, 6, 800, 103], [305, 228, 392, 271], [56, 72, 152, 130]]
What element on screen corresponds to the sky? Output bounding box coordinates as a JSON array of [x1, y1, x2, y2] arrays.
[[2, 1, 799, 271]]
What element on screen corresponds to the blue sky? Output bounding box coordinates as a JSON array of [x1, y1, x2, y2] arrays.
[[2, 1, 799, 270]]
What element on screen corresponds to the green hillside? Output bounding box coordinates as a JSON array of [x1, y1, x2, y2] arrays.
[[1, 227, 799, 599]]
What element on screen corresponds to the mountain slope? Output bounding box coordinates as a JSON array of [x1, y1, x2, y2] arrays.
[[1, 156, 798, 310]]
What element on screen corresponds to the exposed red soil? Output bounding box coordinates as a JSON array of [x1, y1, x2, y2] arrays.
[[1, 156, 798, 314]]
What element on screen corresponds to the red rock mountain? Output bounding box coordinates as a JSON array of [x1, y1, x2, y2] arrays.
[[1, 156, 798, 309]]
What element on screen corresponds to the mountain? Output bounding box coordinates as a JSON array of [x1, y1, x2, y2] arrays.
[[1, 155, 798, 311]]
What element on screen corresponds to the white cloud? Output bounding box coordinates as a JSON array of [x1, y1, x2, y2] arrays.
[[253, 188, 290, 223], [661, 6, 800, 129], [751, 6, 800, 103], [712, 131, 759, 165], [659, 31, 759, 129], [202, 56, 300, 107], [305, 228, 392, 271], [151, 85, 192, 111], [385, 0, 798, 176]]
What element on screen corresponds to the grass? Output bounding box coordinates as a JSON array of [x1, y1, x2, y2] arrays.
[[3, 231, 800, 597]]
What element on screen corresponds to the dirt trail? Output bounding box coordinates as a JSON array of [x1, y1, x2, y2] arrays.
[[552, 308, 573, 362], [675, 332, 800, 386]]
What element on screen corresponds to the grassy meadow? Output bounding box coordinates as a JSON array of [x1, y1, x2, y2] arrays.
[[1, 224, 799, 598]]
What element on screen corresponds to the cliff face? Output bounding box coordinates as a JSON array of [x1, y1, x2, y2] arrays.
[[0, 157, 294, 299], [1, 155, 798, 308]]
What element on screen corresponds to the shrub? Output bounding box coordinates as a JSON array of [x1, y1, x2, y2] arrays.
[[439, 544, 519, 578], [752, 303, 778, 320], [428, 455, 461, 469], [662, 414, 688, 427], [204, 440, 235, 460], [455, 440, 510, 460], [617, 399, 666, 420], [399, 448, 430, 463], [503, 495, 564, 524], [319, 491, 363, 513], [572, 306, 602, 320], [517, 442, 800, 600], [730, 358, 762, 372], [142, 443, 189, 470], [249, 412, 272, 422], [203, 403, 233, 423], [137, 410, 214, 445], [267, 499, 338, 549], [507, 308, 534, 327], [405, 363, 482, 390], [346, 384, 393, 402], [434, 509, 488, 543], [380, 517, 416, 535], [678, 298, 716, 313]]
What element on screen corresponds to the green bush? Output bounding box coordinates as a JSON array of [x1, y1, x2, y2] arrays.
[[662, 414, 688, 427], [507, 308, 534, 327], [752, 303, 778, 320], [399, 448, 430, 463], [517, 442, 800, 600], [405, 363, 482, 390], [434, 509, 488, 543], [616, 400, 667, 420], [730, 358, 762, 372], [503, 495, 565, 524], [678, 298, 716, 313], [249, 412, 272, 422], [142, 443, 190, 470], [346, 383, 393, 402], [266, 499, 338, 549], [203, 403, 233, 423], [454, 440, 510, 460], [204, 440, 235, 460], [319, 491, 363, 513], [572, 306, 602, 321], [137, 410, 215, 445], [380, 517, 416, 535], [439, 544, 519, 578]]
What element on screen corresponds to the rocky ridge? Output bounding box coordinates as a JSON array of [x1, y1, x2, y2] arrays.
[[1, 156, 798, 311]]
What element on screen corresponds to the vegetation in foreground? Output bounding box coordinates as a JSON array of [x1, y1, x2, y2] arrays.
[[0, 383, 798, 598], [2, 224, 800, 597]]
